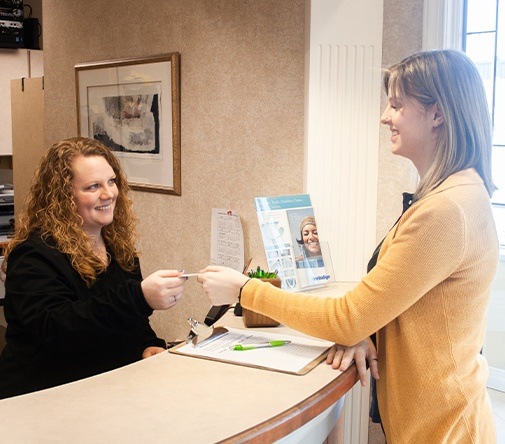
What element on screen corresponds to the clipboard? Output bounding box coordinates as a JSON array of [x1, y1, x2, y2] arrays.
[[169, 326, 332, 375]]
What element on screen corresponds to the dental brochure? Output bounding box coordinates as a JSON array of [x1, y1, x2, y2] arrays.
[[255, 194, 335, 291]]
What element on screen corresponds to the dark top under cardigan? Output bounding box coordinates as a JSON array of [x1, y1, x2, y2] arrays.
[[0, 235, 165, 399]]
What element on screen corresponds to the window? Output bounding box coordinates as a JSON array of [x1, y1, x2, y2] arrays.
[[463, 0, 505, 248]]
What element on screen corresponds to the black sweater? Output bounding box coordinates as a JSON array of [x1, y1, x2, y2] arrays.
[[0, 235, 165, 399]]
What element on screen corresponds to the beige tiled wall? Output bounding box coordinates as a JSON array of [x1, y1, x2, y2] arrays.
[[39, 0, 425, 343], [42, 0, 306, 341]]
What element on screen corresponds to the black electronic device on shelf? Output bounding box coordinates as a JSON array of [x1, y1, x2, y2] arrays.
[[0, 184, 14, 236], [0, 0, 23, 48]]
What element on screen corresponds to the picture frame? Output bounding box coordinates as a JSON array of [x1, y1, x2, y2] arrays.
[[75, 53, 181, 195]]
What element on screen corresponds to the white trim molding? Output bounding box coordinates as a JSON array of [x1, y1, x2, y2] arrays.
[[305, 1, 384, 442], [423, 0, 465, 50], [305, 0, 383, 283], [488, 367, 505, 393]]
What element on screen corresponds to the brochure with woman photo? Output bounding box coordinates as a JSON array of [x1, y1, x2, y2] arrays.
[[255, 194, 335, 291]]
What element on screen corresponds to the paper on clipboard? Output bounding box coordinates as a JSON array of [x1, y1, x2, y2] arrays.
[[169, 327, 332, 375]]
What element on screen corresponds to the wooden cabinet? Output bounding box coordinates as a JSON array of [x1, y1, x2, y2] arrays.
[[0, 49, 43, 155], [11, 77, 45, 217]]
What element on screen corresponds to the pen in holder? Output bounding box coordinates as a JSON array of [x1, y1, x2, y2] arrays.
[[240, 274, 281, 328]]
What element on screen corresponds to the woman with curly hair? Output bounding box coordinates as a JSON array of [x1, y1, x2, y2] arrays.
[[0, 137, 186, 399]]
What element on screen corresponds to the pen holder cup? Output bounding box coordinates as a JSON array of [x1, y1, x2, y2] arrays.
[[241, 277, 281, 328]]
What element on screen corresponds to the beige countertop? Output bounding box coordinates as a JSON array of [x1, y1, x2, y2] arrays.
[[0, 282, 358, 443]]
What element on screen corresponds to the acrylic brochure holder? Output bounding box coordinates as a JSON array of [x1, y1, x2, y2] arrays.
[[292, 241, 335, 290], [255, 194, 335, 292]]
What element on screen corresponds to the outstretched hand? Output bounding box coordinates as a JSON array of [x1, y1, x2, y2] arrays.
[[141, 270, 187, 310], [197, 266, 250, 306], [326, 337, 379, 386]]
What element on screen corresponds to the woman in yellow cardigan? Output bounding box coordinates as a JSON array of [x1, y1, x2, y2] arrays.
[[198, 49, 499, 443]]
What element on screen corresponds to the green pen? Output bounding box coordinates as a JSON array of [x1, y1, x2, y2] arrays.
[[230, 340, 291, 351]]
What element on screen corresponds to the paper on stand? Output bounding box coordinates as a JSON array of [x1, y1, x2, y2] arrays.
[[210, 208, 244, 272]]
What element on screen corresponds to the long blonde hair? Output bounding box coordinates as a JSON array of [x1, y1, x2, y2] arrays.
[[2, 137, 140, 286], [384, 49, 496, 199]]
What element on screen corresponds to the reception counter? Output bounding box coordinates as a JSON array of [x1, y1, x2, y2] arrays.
[[0, 283, 359, 443]]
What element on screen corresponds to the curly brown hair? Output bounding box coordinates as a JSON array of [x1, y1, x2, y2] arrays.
[[1, 137, 140, 286]]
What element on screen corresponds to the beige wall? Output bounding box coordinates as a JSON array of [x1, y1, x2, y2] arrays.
[[42, 0, 305, 340], [40, 0, 424, 342], [377, 0, 423, 240]]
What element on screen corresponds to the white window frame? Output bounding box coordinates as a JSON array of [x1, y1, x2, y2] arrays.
[[423, 0, 465, 51], [424, 0, 505, 231], [425, 0, 505, 393]]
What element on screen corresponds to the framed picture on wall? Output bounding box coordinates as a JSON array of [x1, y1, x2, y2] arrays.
[[75, 53, 181, 195]]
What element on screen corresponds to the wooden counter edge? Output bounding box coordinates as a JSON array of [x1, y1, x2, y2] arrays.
[[218, 363, 359, 443]]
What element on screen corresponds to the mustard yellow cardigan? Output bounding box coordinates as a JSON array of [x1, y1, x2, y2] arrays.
[[241, 168, 498, 443]]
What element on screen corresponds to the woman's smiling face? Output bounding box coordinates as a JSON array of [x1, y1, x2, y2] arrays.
[[302, 223, 321, 255], [380, 92, 442, 178], [71, 155, 118, 237]]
